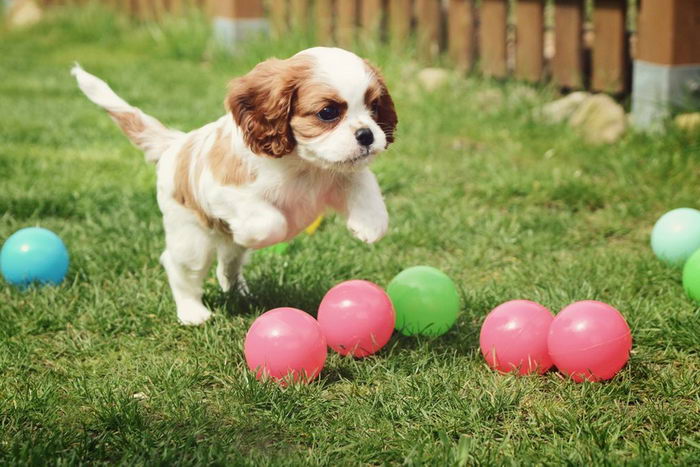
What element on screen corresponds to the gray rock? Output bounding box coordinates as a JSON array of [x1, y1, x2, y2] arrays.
[[509, 85, 539, 105], [417, 67, 451, 92], [569, 94, 627, 144], [473, 88, 504, 113], [540, 91, 591, 123], [6, 0, 42, 29], [675, 113, 700, 133]]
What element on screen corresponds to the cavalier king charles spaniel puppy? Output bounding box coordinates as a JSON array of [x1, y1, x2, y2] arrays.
[[72, 47, 397, 325]]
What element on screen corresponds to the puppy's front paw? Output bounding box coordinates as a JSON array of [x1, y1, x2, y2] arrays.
[[347, 210, 388, 244], [177, 300, 213, 326]]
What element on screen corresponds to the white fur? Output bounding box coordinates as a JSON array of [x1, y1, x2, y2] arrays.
[[73, 48, 391, 325]]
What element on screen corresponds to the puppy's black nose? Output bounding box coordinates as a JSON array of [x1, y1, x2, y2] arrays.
[[355, 128, 374, 147]]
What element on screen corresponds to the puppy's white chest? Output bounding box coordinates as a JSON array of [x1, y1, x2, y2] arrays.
[[265, 169, 335, 238]]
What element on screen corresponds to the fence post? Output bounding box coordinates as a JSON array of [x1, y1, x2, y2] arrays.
[[134, 0, 152, 19], [448, 0, 476, 72], [515, 0, 544, 82], [315, 0, 333, 45], [200, 0, 216, 17], [269, 0, 288, 38], [415, 0, 441, 62], [337, 0, 359, 48], [361, 0, 383, 41], [290, 0, 309, 31], [152, 0, 167, 19], [480, 0, 509, 78], [389, 0, 411, 49], [213, 0, 268, 49], [552, 0, 583, 89], [168, 0, 182, 15], [591, 0, 628, 93], [631, 0, 700, 130]]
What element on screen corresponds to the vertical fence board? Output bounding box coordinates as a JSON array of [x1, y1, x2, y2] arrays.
[[168, 0, 182, 15], [515, 0, 544, 81], [552, 0, 583, 88], [480, 0, 509, 77], [361, 0, 383, 40], [389, 0, 412, 48], [448, 0, 476, 71], [290, 0, 309, 31], [135, 0, 150, 19], [337, 0, 359, 48], [213, 0, 230, 18], [120, 0, 131, 16], [203, 0, 216, 17], [415, 0, 441, 62], [315, 0, 334, 45], [119, 0, 132, 14], [592, 0, 628, 93], [218, 0, 265, 18], [153, 0, 167, 18], [669, 0, 700, 65], [269, 0, 288, 37]]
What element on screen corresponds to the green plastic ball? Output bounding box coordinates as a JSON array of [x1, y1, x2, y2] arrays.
[[387, 266, 460, 336], [682, 249, 700, 302]]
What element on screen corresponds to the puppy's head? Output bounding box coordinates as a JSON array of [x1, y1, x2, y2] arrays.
[[226, 47, 397, 170]]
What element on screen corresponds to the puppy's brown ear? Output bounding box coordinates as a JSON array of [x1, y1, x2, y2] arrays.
[[226, 56, 312, 158], [365, 60, 398, 145]]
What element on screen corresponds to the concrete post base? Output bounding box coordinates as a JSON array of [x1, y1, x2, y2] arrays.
[[631, 61, 700, 131]]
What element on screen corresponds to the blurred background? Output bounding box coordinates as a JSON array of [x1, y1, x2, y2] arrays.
[[3, 0, 699, 129], [2, 2, 700, 465]]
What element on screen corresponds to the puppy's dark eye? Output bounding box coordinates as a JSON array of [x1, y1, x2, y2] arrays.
[[317, 104, 340, 122]]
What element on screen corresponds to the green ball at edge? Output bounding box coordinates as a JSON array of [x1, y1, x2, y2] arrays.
[[387, 265, 460, 336], [682, 249, 700, 302]]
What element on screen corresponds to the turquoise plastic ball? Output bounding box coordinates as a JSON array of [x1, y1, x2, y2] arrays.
[[651, 208, 700, 266], [1, 227, 70, 287]]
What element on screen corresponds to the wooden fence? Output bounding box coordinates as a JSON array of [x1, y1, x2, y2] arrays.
[[267, 0, 636, 94], [32, 0, 700, 102]]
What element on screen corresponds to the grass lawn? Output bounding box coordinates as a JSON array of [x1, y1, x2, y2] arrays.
[[2, 5, 700, 465]]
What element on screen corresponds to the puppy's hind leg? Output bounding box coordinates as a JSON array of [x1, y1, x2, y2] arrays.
[[160, 222, 215, 325], [216, 240, 250, 295]]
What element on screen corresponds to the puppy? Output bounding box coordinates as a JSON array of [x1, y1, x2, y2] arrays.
[[72, 47, 397, 325]]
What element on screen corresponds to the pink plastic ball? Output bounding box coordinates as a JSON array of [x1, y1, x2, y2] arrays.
[[548, 301, 632, 382], [244, 307, 327, 383], [317, 280, 395, 358], [479, 300, 554, 375]]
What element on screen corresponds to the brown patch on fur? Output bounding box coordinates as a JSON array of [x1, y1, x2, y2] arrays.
[[173, 138, 232, 235], [110, 111, 146, 142], [363, 60, 398, 145], [291, 82, 347, 140], [208, 128, 256, 185], [226, 55, 315, 158]]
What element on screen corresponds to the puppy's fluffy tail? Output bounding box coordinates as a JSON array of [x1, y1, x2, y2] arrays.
[[71, 64, 181, 163]]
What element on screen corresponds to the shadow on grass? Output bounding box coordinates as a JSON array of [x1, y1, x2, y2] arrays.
[[317, 365, 356, 385], [204, 274, 329, 319]]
